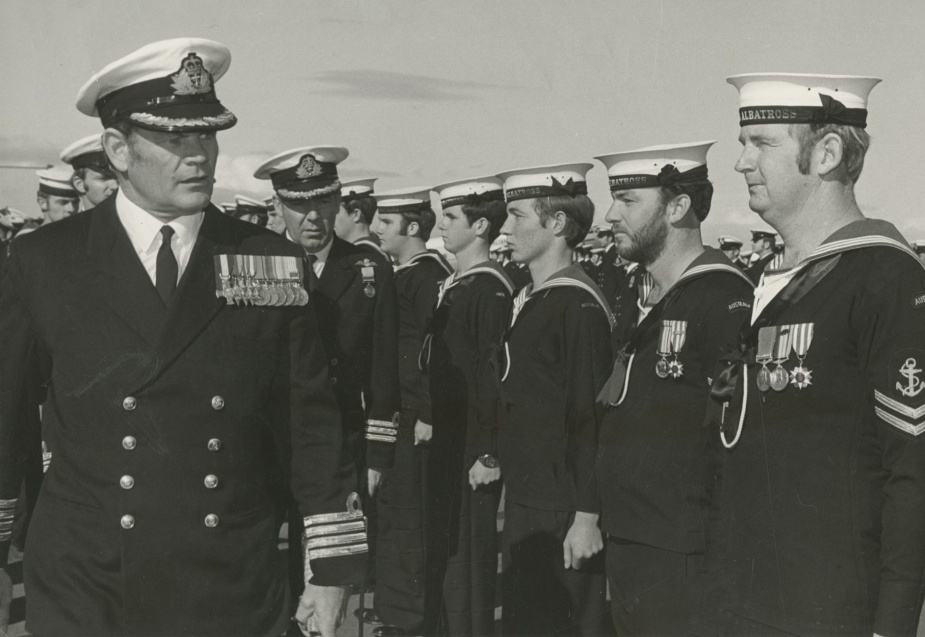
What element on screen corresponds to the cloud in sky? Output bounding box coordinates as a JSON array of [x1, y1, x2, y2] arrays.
[[306, 69, 511, 102]]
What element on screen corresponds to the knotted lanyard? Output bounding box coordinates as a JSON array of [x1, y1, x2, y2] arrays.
[[706, 255, 841, 448]]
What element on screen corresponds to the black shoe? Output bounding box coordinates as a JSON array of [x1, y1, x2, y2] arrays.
[[354, 608, 383, 625], [372, 626, 408, 637]]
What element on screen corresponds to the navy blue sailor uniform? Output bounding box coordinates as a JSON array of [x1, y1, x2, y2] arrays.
[[0, 200, 365, 636], [707, 220, 925, 636], [596, 248, 754, 635], [420, 259, 513, 637], [374, 249, 452, 631], [497, 264, 614, 637]]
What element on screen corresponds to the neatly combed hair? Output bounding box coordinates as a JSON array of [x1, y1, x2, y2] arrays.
[[461, 199, 508, 243], [346, 196, 378, 226], [659, 179, 714, 222], [789, 122, 871, 184], [532, 194, 594, 248], [397, 205, 437, 241]]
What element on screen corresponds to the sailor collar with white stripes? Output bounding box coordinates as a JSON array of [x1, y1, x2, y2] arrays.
[[393, 249, 453, 275], [509, 263, 616, 330], [435, 260, 512, 309]]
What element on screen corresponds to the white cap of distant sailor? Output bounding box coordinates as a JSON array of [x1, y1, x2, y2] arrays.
[[253, 146, 349, 201], [374, 187, 432, 213], [727, 73, 881, 128], [718, 235, 743, 250], [432, 176, 504, 210], [497, 163, 593, 202], [60, 134, 109, 171], [340, 178, 378, 204], [76, 38, 236, 132], [234, 195, 267, 210], [912, 240, 925, 254], [594, 141, 714, 192], [220, 202, 236, 214], [37, 168, 78, 197]]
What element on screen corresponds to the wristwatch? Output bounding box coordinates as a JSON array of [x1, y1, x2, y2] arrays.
[[477, 453, 499, 469]]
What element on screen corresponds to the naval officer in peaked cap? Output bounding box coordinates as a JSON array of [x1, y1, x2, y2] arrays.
[[0, 38, 364, 637], [255, 146, 400, 610]]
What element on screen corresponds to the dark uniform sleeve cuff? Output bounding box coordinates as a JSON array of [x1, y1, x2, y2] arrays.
[[302, 494, 368, 587], [874, 581, 925, 637]]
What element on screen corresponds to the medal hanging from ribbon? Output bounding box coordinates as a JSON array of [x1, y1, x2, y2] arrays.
[[788, 323, 814, 389], [770, 325, 793, 391], [361, 265, 376, 298], [213, 254, 308, 307], [655, 320, 687, 379], [755, 326, 777, 392]]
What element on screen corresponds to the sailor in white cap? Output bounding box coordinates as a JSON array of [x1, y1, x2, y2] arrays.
[[60, 133, 118, 210], [255, 146, 400, 622], [262, 194, 286, 235], [592, 142, 753, 635], [231, 194, 269, 228], [336, 178, 387, 257], [416, 176, 511, 637], [708, 73, 925, 637], [494, 163, 612, 636], [913, 240, 925, 265], [367, 187, 452, 636], [34, 167, 78, 225], [0, 38, 363, 637], [718, 235, 743, 261]]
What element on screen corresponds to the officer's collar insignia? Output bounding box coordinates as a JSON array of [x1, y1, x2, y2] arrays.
[[295, 154, 324, 180], [170, 53, 213, 96]]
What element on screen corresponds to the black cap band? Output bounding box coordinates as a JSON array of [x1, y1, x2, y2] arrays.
[[341, 191, 374, 205], [505, 178, 587, 203], [609, 164, 709, 191], [378, 202, 430, 214], [39, 183, 77, 198], [739, 94, 867, 128], [70, 151, 111, 171], [441, 189, 504, 208]]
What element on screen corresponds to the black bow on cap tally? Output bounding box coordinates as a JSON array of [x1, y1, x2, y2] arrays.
[[550, 175, 583, 197]]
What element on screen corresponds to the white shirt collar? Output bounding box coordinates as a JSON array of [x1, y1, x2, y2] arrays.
[[116, 189, 204, 255]]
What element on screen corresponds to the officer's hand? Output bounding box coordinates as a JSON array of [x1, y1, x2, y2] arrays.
[[562, 511, 603, 570], [468, 460, 501, 490], [367, 467, 383, 498], [413, 420, 432, 446], [0, 567, 12, 635], [295, 583, 347, 637]]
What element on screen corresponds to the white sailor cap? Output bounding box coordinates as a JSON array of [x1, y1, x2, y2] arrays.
[[254, 146, 348, 202], [750, 229, 777, 241], [234, 195, 269, 214], [262, 195, 274, 208], [497, 163, 593, 202], [37, 168, 78, 197], [374, 187, 432, 214], [489, 234, 510, 253], [76, 38, 237, 132], [0, 208, 26, 229], [340, 178, 378, 203], [718, 235, 743, 249], [727, 73, 881, 128], [594, 141, 714, 192], [219, 202, 237, 214], [432, 176, 504, 210], [911, 240, 925, 254], [60, 134, 110, 171]]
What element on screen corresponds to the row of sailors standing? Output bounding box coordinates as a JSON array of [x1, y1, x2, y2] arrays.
[[1, 34, 924, 637]]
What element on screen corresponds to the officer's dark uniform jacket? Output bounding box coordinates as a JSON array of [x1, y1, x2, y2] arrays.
[[745, 250, 780, 284], [498, 264, 614, 513], [307, 235, 400, 470], [709, 220, 925, 636], [597, 249, 753, 554], [595, 243, 624, 307], [0, 199, 364, 636]]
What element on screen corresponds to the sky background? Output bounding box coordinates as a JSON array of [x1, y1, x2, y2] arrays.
[[2, 0, 924, 247]]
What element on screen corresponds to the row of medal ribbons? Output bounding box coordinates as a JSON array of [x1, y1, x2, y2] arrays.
[[755, 323, 814, 391], [213, 254, 309, 306]]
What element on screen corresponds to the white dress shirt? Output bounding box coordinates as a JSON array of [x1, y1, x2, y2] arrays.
[[115, 189, 204, 286], [287, 232, 334, 278]]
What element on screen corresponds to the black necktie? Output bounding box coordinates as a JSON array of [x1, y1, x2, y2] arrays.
[[156, 225, 178, 302], [304, 254, 319, 291]]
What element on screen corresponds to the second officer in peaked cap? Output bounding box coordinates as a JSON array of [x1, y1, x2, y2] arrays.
[[0, 38, 364, 637], [255, 146, 400, 608]]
